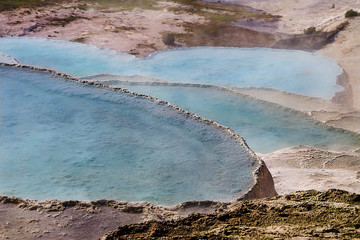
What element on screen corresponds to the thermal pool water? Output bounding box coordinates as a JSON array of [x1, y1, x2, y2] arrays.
[[0, 37, 342, 99], [0, 66, 260, 205], [0, 37, 358, 205], [94, 81, 360, 153]]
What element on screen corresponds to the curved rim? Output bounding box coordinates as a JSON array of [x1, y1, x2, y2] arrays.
[[0, 62, 273, 205]]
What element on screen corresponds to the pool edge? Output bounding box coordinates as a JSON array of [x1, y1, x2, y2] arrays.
[[0, 62, 278, 204]]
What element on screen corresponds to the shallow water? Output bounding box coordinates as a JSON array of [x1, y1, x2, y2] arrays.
[[0, 37, 342, 99], [100, 81, 360, 153], [0, 37, 356, 204], [0, 66, 258, 205]]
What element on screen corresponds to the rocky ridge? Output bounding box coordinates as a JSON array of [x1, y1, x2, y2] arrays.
[[102, 189, 360, 239]]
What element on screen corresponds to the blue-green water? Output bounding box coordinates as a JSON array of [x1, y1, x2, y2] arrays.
[[0, 66, 258, 204], [99, 81, 360, 153], [0, 37, 342, 99], [0, 37, 358, 204]]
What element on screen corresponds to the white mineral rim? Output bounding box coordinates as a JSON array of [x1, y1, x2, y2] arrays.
[[0, 52, 19, 64]]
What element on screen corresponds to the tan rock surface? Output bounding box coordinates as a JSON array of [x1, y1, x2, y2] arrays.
[[0, 1, 206, 57], [0, 196, 226, 240], [221, 0, 360, 34], [101, 189, 360, 239], [318, 19, 360, 111], [260, 146, 360, 195]]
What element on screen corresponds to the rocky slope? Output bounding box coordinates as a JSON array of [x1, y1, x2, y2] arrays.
[[1, 189, 359, 239], [102, 189, 360, 239]]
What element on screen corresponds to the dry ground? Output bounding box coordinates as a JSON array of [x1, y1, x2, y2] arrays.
[[1, 190, 359, 239], [102, 189, 360, 239]]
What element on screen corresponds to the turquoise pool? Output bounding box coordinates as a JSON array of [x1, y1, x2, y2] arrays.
[[0, 37, 342, 99], [0, 66, 259, 204]]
